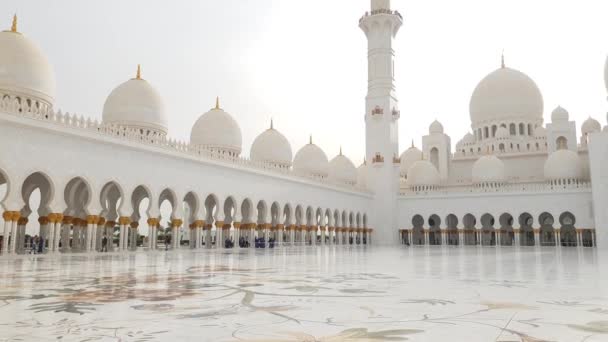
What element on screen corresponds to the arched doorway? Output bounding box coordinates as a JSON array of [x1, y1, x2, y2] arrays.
[[559, 212, 576, 247], [519, 213, 534, 246], [539, 212, 556, 246], [412, 215, 424, 245], [480, 213, 495, 246], [446, 214, 459, 245], [463, 213, 477, 245], [499, 213, 514, 246], [428, 214, 441, 245]]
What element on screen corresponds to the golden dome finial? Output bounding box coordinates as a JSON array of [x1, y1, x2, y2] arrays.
[[309, 134, 313, 144], [411, 139, 414, 148], [11, 14, 17, 33], [270, 117, 274, 129], [215, 96, 220, 110], [501, 49, 505, 69], [136, 64, 142, 79], [340, 146, 343, 155]]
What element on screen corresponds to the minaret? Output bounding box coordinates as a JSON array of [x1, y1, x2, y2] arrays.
[[360, 0, 403, 244]]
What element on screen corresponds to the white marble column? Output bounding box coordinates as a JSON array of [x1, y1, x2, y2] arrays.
[[9, 213, 20, 254], [1, 211, 12, 254]]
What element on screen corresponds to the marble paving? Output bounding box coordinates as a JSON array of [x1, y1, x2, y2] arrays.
[[0, 246, 607, 341]]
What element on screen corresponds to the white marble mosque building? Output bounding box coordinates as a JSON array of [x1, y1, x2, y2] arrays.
[[1, 0, 608, 256]]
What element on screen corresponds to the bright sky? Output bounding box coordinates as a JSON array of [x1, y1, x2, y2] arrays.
[[2, 0, 607, 165]]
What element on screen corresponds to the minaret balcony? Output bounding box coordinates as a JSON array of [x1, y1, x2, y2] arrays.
[[391, 108, 400, 120], [372, 153, 385, 167]]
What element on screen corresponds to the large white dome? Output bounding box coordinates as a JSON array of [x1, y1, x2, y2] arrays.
[[407, 160, 440, 187], [472, 155, 505, 184], [399, 145, 422, 177], [102, 67, 167, 135], [470, 66, 543, 127], [0, 17, 55, 106], [329, 151, 357, 185], [544, 149, 583, 181], [250, 121, 292, 167], [293, 139, 329, 178], [191, 99, 242, 155]]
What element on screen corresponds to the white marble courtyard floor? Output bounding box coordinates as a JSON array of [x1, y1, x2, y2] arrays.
[[0, 246, 607, 341]]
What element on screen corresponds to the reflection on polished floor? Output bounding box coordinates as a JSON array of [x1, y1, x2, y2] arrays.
[[0, 246, 606, 341]]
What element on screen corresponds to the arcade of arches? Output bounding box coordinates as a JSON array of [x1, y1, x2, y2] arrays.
[[0, 171, 371, 255], [401, 212, 595, 248]]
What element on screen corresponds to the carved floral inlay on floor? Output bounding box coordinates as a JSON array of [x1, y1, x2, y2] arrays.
[[0, 246, 606, 341]]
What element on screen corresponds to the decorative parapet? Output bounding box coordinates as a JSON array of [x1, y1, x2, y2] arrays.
[[359, 9, 403, 23], [399, 180, 592, 196], [0, 94, 372, 194]]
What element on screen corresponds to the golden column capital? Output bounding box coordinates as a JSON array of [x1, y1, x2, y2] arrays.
[[118, 217, 131, 225], [11, 211, 21, 222], [86, 215, 99, 225], [204, 223, 213, 230], [3, 211, 13, 221], [215, 221, 224, 228], [105, 220, 116, 228], [97, 217, 106, 226], [233, 222, 241, 229], [17, 217, 28, 225], [62, 216, 73, 225], [171, 219, 183, 228], [38, 216, 49, 225], [147, 217, 159, 227], [130, 222, 139, 229], [193, 220, 205, 228]]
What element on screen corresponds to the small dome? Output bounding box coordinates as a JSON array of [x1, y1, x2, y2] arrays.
[[470, 66, 543, 126], [534, 125, 547, 138], [551, 106, 569, 122], [293, 138, 329, 178], [357, 163, 367, 188], [407, 160, 440, 187], [429, 120, 444, 134], [329, 151, 357, 184], [581, 117, 601, 134], [495, 126, 510, 139], [462, 132, 476, 145], [0, 17, 55, 106], [399, 145, 422, 176], [191, 99, 242, 155], [544, 149, 583, 181], [472, 155, 505, 184], [250, 121, 292, 167], [102, 67, 167, 135]]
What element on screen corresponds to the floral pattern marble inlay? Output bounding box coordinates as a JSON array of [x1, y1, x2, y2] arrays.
[[0, 246, 607, 341]]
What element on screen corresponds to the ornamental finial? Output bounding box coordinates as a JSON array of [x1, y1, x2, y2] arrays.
[[11, 14, 17, 33], [136, 64, 141, 79], [501, 50, 505, 69], [309, 134, 313, 144], [270, 118, 274, 129], [411, 139, 414, 148], [215, 96, 220, 110], [340, 146, 343, 155]]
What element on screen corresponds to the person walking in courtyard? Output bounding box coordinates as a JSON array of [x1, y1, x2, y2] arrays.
[[101, 235, 108, 252]]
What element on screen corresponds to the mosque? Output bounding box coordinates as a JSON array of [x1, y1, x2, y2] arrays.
[[1, 0, 608, 255]]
